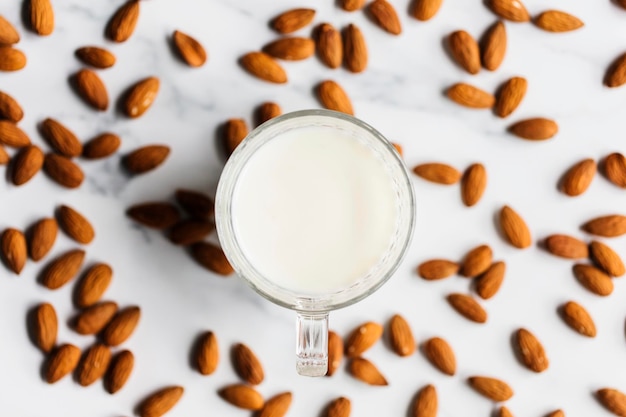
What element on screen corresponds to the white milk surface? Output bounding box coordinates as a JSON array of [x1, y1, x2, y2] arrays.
[[231, 126, 398, 294]]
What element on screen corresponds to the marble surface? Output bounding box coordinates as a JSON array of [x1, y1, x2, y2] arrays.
[[2, 0, 626, 416]]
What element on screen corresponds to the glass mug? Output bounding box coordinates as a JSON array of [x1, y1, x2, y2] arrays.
[[215, 109, 415, 376]]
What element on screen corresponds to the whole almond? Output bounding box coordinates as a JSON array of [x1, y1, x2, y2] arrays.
[[561, 301, 596, 337], [448, 31, 480, 75], [173, 30, 207, 67], [417, 259, 459, 280], [102, 306, 141, 346], [139, 386, 185, 417], [411, 0, 444, 21], [461, 244, 492, 277], [40, 118, 82, 157], [461, 163, 487, 206], [481, 21, 507, 71], [324, 397, 351, 417], [191, 242, 234, 275], [57, 205, 94, 244], [0, 16, 20, 45], [219, 384, 264, 410], [82, 132, 120, 159], [271, 8, 315, 34], [597, 388, 626, 417], [605, 53, 626, 88], [327, 331, 343, 376], [412, 384, 437, 417], [534, 10, 584, 32], [223, 118, 249, 155], [43, 153, 84, 188], [168, 219, 214, 246], [509, 118, 558, 140], [393, 143, 403, 156], [340, 0, 365, 11], [0, 47, 26, 71], [515, 328, 549, 372], [123, 76, 159, 118], [560, 158, 596, 196], [582, 215, 626, 237], [240, 52, 287, 84], [75, 46, 116, 69], [317, 80, 354, 115], [368, 0, 402, 35], [107, 0, 139, 43], [105, 350, 134, 394], [264, 37, 315, 61], [447, 83, 494, 108], [343, 24, 368, 73], [232, 343, 264, 385], [544, 234, 588, 259], [618, 0, 626, 9], [77, 343, 111, 386], [495, 76, 526, 117], [74, 69, 109, 111], [388, 314, 415, 357], [124, 144, 169, 174], [590, 241, 625, 277], [500, 205, 531, 248], [196, 331, 219, 375], [41, 249, 85, 289], [345, 321, 383, 357], [28, 0, 54, 36], [0, 90, 24, 122], [72, 301, 118, 335], [348, 357, 388, 385], [74, 263, 113, 307], [468, 376, 514, 401], [0, 120, 30, 147], [447, 293, 487, 323], [29, 217, 57, 261], [500, 406, 515, 417], [1, 228, 27, 274], [127, 202, 181, 229], [413, 163, 461, 184], [423, 337, 456, 376], [258, 392, 292, 417], [0, 144, 7, 164], [603, 152, 626, 188], [475, 261, 506, 299], [175, 189, 214, 219], [316, 23, 342, 69], [255, 102, 282, 127], [485, 0, 530, 22], [33, 302, 57, 353], [11, 145, 44, 185], [45, 344, 80, 383], [573, 264, 614, 296]]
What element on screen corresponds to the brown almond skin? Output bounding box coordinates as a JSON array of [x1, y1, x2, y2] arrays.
[[254, 102, 282, 127], [534, 10, 584, 33], [460, 244, 492, 277], [123, 77, 160, 118], [219, 384, 264, 410], [127, 202, 181, 229], [223, 118, 249, 156], [368, 0, 402, 35], [573, 264, 614, 296], [605, 53, 626, 88], [597, 388, 626, 417], [411, 0, 444, 21], [509, 118, 558, 140], [485, 0, 530, 22], [0, 90, 24, 122], [561, 301, 596, 337], [603, 152, 626, 187], [424, 337, 456, 376], [43, 153, 84, 188], [317, 80, 354, 115], [45, 344, 80, 383], [0, 144, 7, 164], [196, 331, 219, 375], [72, 301, 118, 335], [271, 8, 315, 34], [500, 406, 514, 417], [75, 46, 116, 69], [560, 158, 596, 197], [340, 0, 365, 11], [258, 392, 292, 417], [582, 215, 626, 237], [139, 386, 185, 417], [124, 145, 170, 174], [57, 205, 95, 244], [240, 52, 287, 84], [11, 145, 44, 185], [102, 306, 141, 346], [447, 83, 495, 108], [345, 321, 383, 357], [1, 228, 27, 274], [29, 218, 57, 261], [468, 376, 514, 401], [461, 163, 487, 206], [481, 21, 506, 71], [74, 69, 109, 111], [545, 410, 565, 417], [263, 37, 315, 61], [191, 242, 234, 275], [168, 219, 214, 246], [475, 261, 506, 299], [515, 328, 549, 372], [545, 234, 588, 259], [500, 205, 531, 249], [105, 350, 134, 394], [388, 314, 415, 357], [418, 259, 459, 280], [76, 343, 111, 386], [348, 357, 388, 385], [590, 241, 625, 277], [28, 0, 54, 36], [173, 30, 207, 67], [414, 163, 461, 184], [74, 263, 113, 307], [40, 118, 83, 157], [0, 120, 30, 147], [448, 30, 480, 75], [343, 24, 367, 73], [175, 189, 214, 219], [0, 16, 20, 45], [106, 0, 139, 43], [393, 143, 403, 156], [412, 384, 438, 417], [82, 132, 120, 159], [447, 293, 487, 323], [495, 76, 526, 118], [232, 343, 264, 385], [316, 23, 342, 69], [0, 47, 27, 72], [33, 302, 57, 353], [324, 397, 351, 417], [327, 331, 343, 377]]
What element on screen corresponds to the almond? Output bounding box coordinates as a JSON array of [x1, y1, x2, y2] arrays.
[[258, 392, 292, 417], [175, 189, 214, 219], [481, 21, 507, 71], [412, 384, 437, 417], [544, 234, 588, 259], [468, 376, 514, 401], [423, 337, 456, 376], [485, 0, 530, 22], [271, 8, 315, 34], [603, 152, 626, 187], [45, 344, 80, 383], [327, 330, 343, 376], [0, 120, 30, 147], [28, 0, 54, 36], [495, 76, 527, 117], [75, 46, 116, 69], [461, 244, 492, 277], [590, 241, 625, 277], [191, 242, 234, 275], [388, 314, 415, 357], [0, 144, 7, 164], [219, 384, 264, 410], [173, 30, 207, 67], [232, 343, 264, 385], [255, 102, 282, 127], [127, 202, 181, 229], [40, 118, 83, 157], [240, 52, 287, 84], [317, 80, 354, 115], [417, 259, 459, 280], [0, 16, 20, 45], [57, 205, 95, 244], [0, 47, 26, 71], [82, 132, 120, 159], [343, 24, 368, 73], [324, 397, 351, 417], [74, 69, 109, 111], [264, 37, 315, 61], [139, 386, 185, 417], [605, 53, 626, 88], [74, 263, 113, 307], [411, 0, 444, 21], [447, 293, 487, 323], [43, 153, 84, 188], [77, 343, 111, 386], [515, 328, 549, 372], [597, 388, 626, 417], [316, 23, 342, 69], [102, 306, 141, 346], [41, 249, 85, 289], [105, 350, 134, 394], [448, 30, 480, 75], [393, 143, 403, 156], [413, 163, 461, 184], [122, 76, 160, 118], [618, 0, 626, 10], [29, 218, 57, 261], [500, 406, 515, 417], [475, 261, 506, 299], [500, 205, 531, 248], [340, 0, 365, 11], [582, 215, 626, 237], [348, 357, 388, 385], [368, 0, 402, 35], [0, 90, 24, 122], [447, 83, 495, 108], [32, 302, 57, 353], [560, 158, 596, 196], [534, 10, 584, 32], [461, 163, 487, 206], [72, 301, 118, 335], [1, 228, 27, 274], [168, 219, 214, 246], [508, 118, 558, 140], [107, 0, 140, 43], [11, 145, 44, 185], [561, 301, 596, 337], [345, 321, 383, 357], [223, 118, 249, 155], [195, 331, 218, 375], [124, 144, 169, 174], [573, 264, 614, 296]]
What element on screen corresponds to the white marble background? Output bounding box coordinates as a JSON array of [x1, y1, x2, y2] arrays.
[[2, 0, 626, 416]]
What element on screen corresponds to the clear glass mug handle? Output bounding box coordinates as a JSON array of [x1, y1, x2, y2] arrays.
[[295, 312, 328, 376]]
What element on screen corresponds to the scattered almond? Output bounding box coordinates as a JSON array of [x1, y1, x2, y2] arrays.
[[317, 80, 354, 115], [29, 217, 57, 261], [582, 215, 626, 237], [232, 343, 264, 385], [127, 202, 181, 229], [424, 337, 456, 376], [343, 24, 368, 73], [605, 53, 626, 88], [223, 118, 249, 155], [475, 261, 506, 299], [75, 46, 116, 69], [413, 163, 461, 184], [168, 219, 214, 246], [388, 314, 415, 357], [57, 205, 95, 244], [102, 306, 140, 346], [573, 264, 614, 296], [590, 241, 625, 277], [417, 259, 459, 280], [122, 76, 160, 118], [191, 242, 234, 275], [560, 158, 596, 196], [345, 321, 383, 357], [124, 144, 170, 174], [448, 30, 480, 75], [324, 397, 351, 417], [509, 118, 558, 140], [107, 0, 140, 43], [327, 331, 343, 376], [76, 343, 111, 386], [495, 76, 526, 117], [255, 102, 282, 127], [500, 205, 531, 249], [1, 228, 27, 274], [72, 301, 118, 335], [348, 357, 388, 385], [340, 0, 365, 12], [74, 69, 109, 111], [412, 384, 437, 417], [0, 144, 7, 164], [43, 153, 85, 188], [196, 331, 219, 375], [500, 406, 515, 417], [447, 83, 495, 108], [561, 301, 596, 337], [74, 263, 113, 307], [368, 0, 402, 35], [11, 145, 44, 185], [392, 143, 403, 156], [481, 21, 507, 71], [33, 302, 57, 353], [534, 10, 584, 32], [0, 16, 20, 45], [173, 30, 207, 67], [485, 0, 530, 22], [257, 392, 292, 417], [219, 384, 264, 410], [544, 234, 588, 259], [40, 118, 82, 157], [411, 0, 444, 21], [263, 37, 315, 61], [461, 163, 487, 206], [0, 47, 26, 71], [447, 293, 487, 323], [240, 52, 287, 84], [316, 23, 342, 69], [82, 132, 121, 159], [460, 244, 492, 277], [271, 8, 315, 34], [0, 120, 30, 147], [515, 328, 549, 372], [45, 344, 80, 383], [105, 350, 134, 394], [0, 90, 24, 122], [139, 386, 185, 417], [468, 376, 514, 401], [603, 152, 626, 188], [28, 0, 54, 36], [598, 389, 626, 417]]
